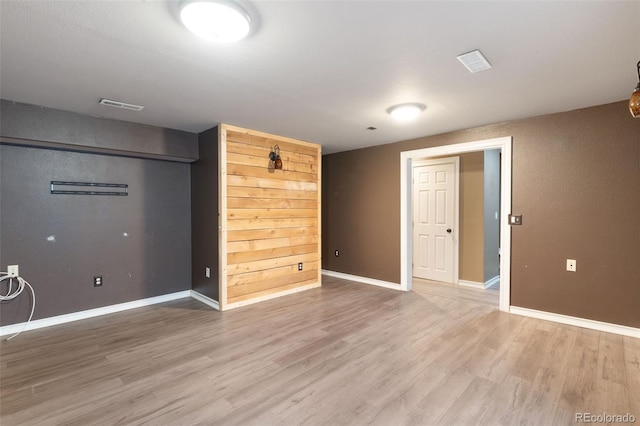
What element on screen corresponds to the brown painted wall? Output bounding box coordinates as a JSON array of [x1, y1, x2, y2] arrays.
[[322, 146, 400, 281], [459, 152, 484, 283], [191, 127, 220, 301], [323, 101, 640, 327]]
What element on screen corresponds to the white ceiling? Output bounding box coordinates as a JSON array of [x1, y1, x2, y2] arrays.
[[1, 1, 638, 154]]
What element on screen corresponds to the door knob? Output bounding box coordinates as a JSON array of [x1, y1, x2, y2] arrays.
[[446, 228, 452, 233]]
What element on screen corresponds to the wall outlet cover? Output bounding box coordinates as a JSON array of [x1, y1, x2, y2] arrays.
[[7, 265, 19, 277]]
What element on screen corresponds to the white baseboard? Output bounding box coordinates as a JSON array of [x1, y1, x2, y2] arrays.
[[0, 290, 191, 337], [190, 290, 220, 310], [459, 276, 500, 290], [509, 306, 640, 339], [223, 282, 321, 311], [458, 280, 485, 289], [322, 270, 402, 291], [485, 276, 500, 289]]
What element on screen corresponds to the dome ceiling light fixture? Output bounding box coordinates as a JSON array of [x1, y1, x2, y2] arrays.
[[387, 103, 427, 122], [179, 0, 251, 43], [629, 60, 640, 118]]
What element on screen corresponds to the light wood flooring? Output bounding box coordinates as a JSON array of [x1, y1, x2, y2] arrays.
[[1, 276, 638, 425]]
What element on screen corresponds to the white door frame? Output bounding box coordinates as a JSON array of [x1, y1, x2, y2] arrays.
[[412, 157, 460, 285], [400, 137, 512, 312]]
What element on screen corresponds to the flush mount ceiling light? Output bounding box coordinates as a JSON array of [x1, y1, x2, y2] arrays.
[[387, 103, 426, 122], [629, 60, 640, 118], [457, 49, 492, 73], [180, 0, 251, 42]]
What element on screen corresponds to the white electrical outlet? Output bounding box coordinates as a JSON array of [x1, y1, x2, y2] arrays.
[[7, 265, 19, 277], [566, 259, 576, 272], [205, 267, 211, 278]]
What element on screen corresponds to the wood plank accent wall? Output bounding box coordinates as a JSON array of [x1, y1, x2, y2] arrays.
[[219, 124, 321, 310]]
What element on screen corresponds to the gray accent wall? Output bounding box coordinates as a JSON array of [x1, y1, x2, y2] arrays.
[[191, 127, 219, 301], [1, 100, 198, 162], [483, 149, 501, 282], [0, 101, 195, 326], [0, 146, 191, 325]]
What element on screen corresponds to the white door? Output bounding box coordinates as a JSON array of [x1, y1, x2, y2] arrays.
[[412, 158, 458, 283]]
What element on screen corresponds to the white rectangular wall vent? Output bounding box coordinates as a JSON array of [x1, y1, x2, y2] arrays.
[[456, 50, 492, 73], [99, 98, 144, 111]]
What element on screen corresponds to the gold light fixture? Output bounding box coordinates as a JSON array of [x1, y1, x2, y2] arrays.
[[630, 60, 640, 118]]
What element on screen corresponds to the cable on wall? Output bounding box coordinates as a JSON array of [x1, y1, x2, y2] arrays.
[[0, 272, 36, 340]]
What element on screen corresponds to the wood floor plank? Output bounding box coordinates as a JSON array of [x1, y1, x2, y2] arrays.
[[623, 336, 640, 411], [403, 369, 477, 425], [476, 374, 532, 425], [437, 376, 498, 425], [1, 278, 637, 426], [514, 325, 579, 425]]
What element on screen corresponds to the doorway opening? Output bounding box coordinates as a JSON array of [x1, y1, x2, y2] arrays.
[[400, 137, 512, 312]]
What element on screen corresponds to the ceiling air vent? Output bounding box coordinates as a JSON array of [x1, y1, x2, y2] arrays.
[[99, 98, 144, 111], [456, 50, 492, 73]]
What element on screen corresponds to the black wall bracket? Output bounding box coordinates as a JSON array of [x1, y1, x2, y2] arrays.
[[50, 181, 128, 196]]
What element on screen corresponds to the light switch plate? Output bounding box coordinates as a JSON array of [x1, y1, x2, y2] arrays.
[[508, 214, 522, 225], [566, 259, 576, 272]]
